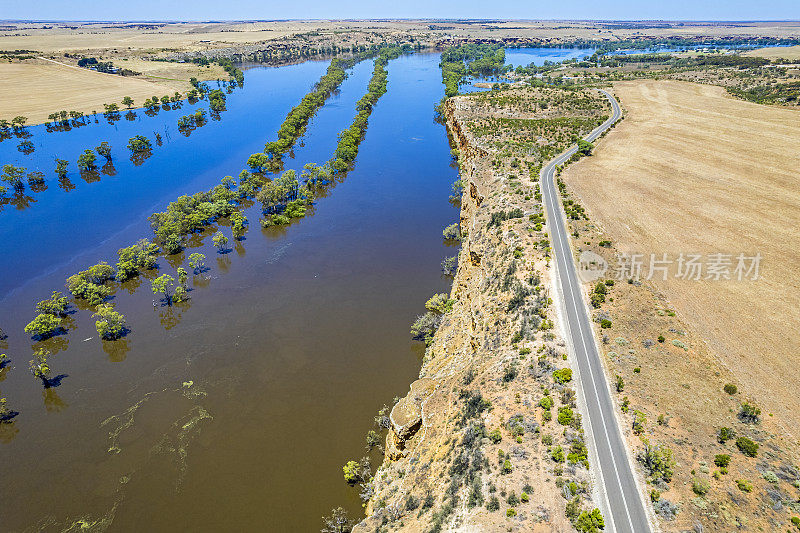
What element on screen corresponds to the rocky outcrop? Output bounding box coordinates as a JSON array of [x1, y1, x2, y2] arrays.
[[385, 378, 437, 460]]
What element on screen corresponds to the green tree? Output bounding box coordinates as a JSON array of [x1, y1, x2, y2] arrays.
[[122, 96, 134, 108], [2, 164, 26, 191], [36, 291, 69, 317], [29, 348, 51, 383], [188, 253, 206, 274], [639, 438, 675, 482], [212, 231, 228, 252], [152, 274, 176, 305], [342, 460, 360, 484], [24, 313, 62, 339], [11, 116, 27, 129], [93, 304, 127, 340], [96, 141, 112, 161], [177, 267, 188, 288], [230, 212, 247, 240], [116, 238, 159, 281], [55, 158, 69, 179], [247, 153, 270, 172], [127, 135, 152, 153], [77, 149, 97, 171], [575, 508, 604, 533], [577, 139, 594, 156]]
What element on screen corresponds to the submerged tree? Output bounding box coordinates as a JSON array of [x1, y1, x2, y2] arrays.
[[1, 164, 26, 192], [212, 231, 228, 252], [188, 253, 206, 274], [24, 313, 62, 340], [152, 274, 176, 305], [92, 304, 127, 340], [96, 141, 112, 161], [77, 149, 97, 171], [36, 291, 69, 317], [230, 212, 247, 240], [55, 158, 69, 179], [29, 348, 52, 385]]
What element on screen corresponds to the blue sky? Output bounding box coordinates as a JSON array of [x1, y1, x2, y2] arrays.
[[0, 0, 796, 22]]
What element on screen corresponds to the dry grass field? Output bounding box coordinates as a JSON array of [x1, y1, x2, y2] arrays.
[[0, 61, 194, 124], [562, 79, 800, 447], [745, 44, 800, 60]]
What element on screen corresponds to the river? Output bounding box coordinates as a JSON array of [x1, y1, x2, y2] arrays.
[[0, 47, 583, 531]]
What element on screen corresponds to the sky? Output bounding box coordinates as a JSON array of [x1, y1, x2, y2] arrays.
[[0, 0, 797, 22]]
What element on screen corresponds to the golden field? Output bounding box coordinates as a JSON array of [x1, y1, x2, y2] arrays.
[[562, 79, 800, 445]]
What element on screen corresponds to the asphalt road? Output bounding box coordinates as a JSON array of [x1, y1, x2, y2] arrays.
[[540, 90, 652, 533]]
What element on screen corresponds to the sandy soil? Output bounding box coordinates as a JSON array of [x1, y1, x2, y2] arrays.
[[0, 61, 193, 124], [745, 44, 800, 60], [561, 79, 800, 446]]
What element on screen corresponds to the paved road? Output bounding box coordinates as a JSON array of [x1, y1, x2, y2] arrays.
[[540, 90, 651, 533]]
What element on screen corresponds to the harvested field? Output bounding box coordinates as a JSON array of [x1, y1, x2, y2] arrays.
[[745, 44, 800, 60], [0, 60, 194, 124], [561, 79, 800, 447]]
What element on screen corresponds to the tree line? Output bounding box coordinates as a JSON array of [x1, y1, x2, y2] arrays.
[[440, 43, 508, 98]]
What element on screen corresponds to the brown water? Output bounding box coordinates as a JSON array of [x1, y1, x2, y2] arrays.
[[0, 53, 457, 531]]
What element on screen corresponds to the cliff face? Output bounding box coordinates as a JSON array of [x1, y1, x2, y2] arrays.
[[354, 93, 605, 532]]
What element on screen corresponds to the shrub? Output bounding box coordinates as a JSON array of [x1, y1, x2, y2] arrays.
[[763, 470, 779, 484], [590, 293, 605, 308], [600, 319, 612, 329], [575, 508, 604, 533], [632, 410, 646, 435], [486, 496, 500, 511], [405, 494, 419, 511], [502, 459, 513, 474], [557, 407, 574, 426], [723, 383, 737, 395], [502, 364, 518, 382], [692, 478, 710, 496], [650, 489, 660, 502], [442, 223, 461, 240], [553, 368, 572, 384], [718, 426, 735, 443], [639, 438, 675, 482], [520, 492, 529, 503], [539, 396, 553, 410], [738, 401, 761, 424], [506, 508, 517, 517], [657, 335, 665, 343], [441, 256, 458, 276], [425, 293, 455, 314], [410, 312, 442, 345], [489, 429, 502, 444], [550, 446, 565, 463], [736, 436, 758, 457], [713, 454, 730, 468], [736, 479, 753, 493]]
